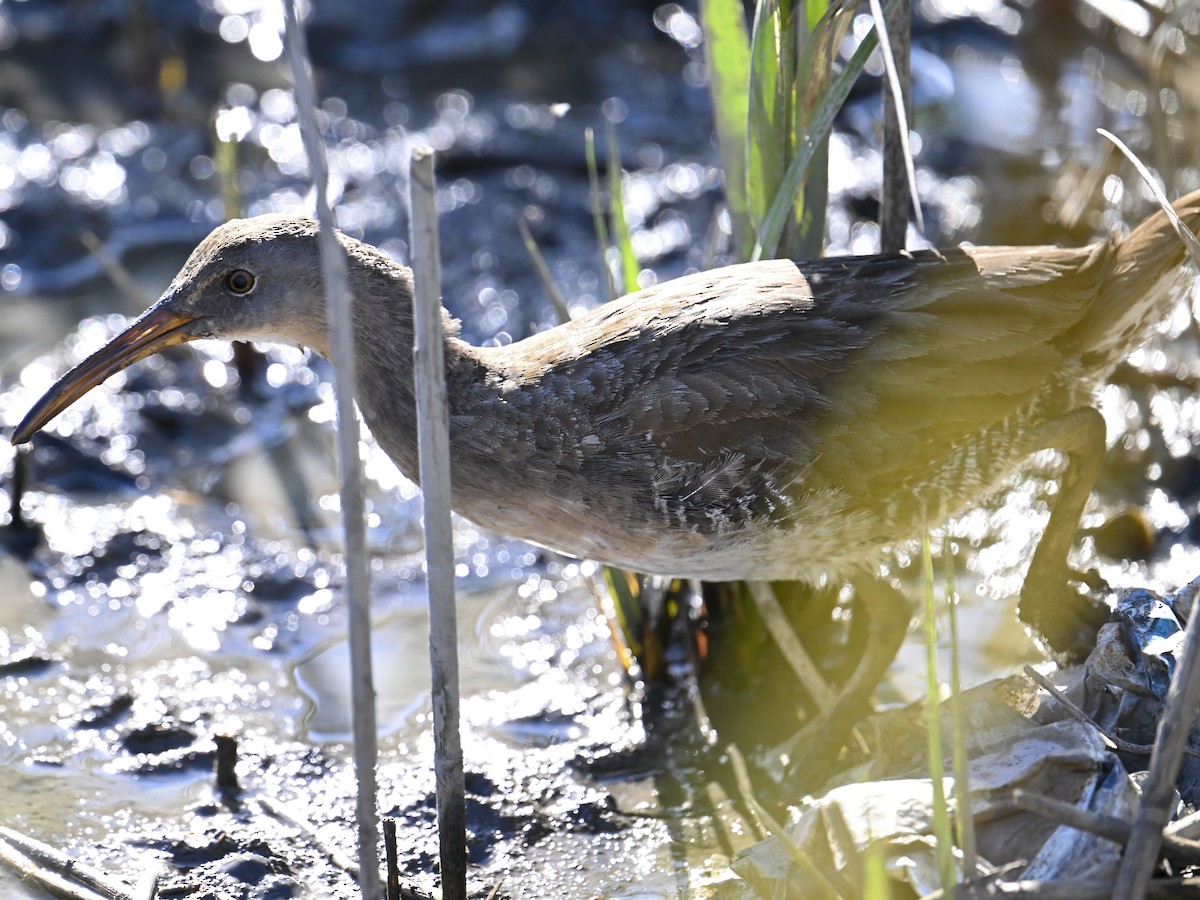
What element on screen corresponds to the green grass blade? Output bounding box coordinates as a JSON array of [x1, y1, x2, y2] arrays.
[[781, 0, 852, 258], [699, 0, 754, 257], [861, 830, 892, 900], [754, 20, 879, 259], [588, 124, 650, 676], [747, 0, 787, 238], [584, 127, 617, 302], [922, 529, 957, 891], [804, 0, 829, 32], [944, 529, 977, 878], [606, 119, 640, 296], [601, 566, 646, 666], [215, 131, 242, 219]]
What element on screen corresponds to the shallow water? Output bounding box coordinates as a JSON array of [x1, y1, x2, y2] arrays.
[[1, 1, 1200, 896]]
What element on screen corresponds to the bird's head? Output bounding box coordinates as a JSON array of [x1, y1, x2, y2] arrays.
[[11, 214, 338, 445]]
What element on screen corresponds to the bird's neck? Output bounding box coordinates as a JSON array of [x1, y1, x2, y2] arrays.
[[346, 295, 454, 470], [337, 260, 516, 506]]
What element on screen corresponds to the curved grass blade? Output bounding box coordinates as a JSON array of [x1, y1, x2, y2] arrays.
[[1101, 127, 1200, 268], [754, 19, 880, 259]]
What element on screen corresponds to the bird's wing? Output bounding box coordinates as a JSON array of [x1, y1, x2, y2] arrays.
[[809, 244, 1111, 496], [611, 259, 871, 464], [495, 247, 1110, 533], [607, 246, 1110, 481]]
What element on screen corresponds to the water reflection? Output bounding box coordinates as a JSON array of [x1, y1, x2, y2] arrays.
[[207, 0, 286, 63]]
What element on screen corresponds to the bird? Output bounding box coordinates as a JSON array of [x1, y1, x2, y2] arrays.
[[11, 192, 1200, 749]]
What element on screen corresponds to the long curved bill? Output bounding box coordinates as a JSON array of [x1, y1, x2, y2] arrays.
[[11, 303, 204, 445]]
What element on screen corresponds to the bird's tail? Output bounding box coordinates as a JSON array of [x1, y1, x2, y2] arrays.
[[1112, 188, 1200, 284], [1072, 188, 1200, 371]]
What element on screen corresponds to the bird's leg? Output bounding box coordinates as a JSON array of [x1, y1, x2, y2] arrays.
[[1018, 406, 1112, 658], [783, 408, 1111, 786], [785, 575, 915, 788]]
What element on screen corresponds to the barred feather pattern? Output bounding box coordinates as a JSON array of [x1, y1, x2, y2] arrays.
[[78, 193, 1200, 584]]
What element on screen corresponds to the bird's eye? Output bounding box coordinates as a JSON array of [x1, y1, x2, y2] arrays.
[[225, 269, 256, 295]]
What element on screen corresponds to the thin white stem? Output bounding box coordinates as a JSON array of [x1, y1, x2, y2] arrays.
[[283, 4, 381, 898], [409, 147, 468, 899]]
